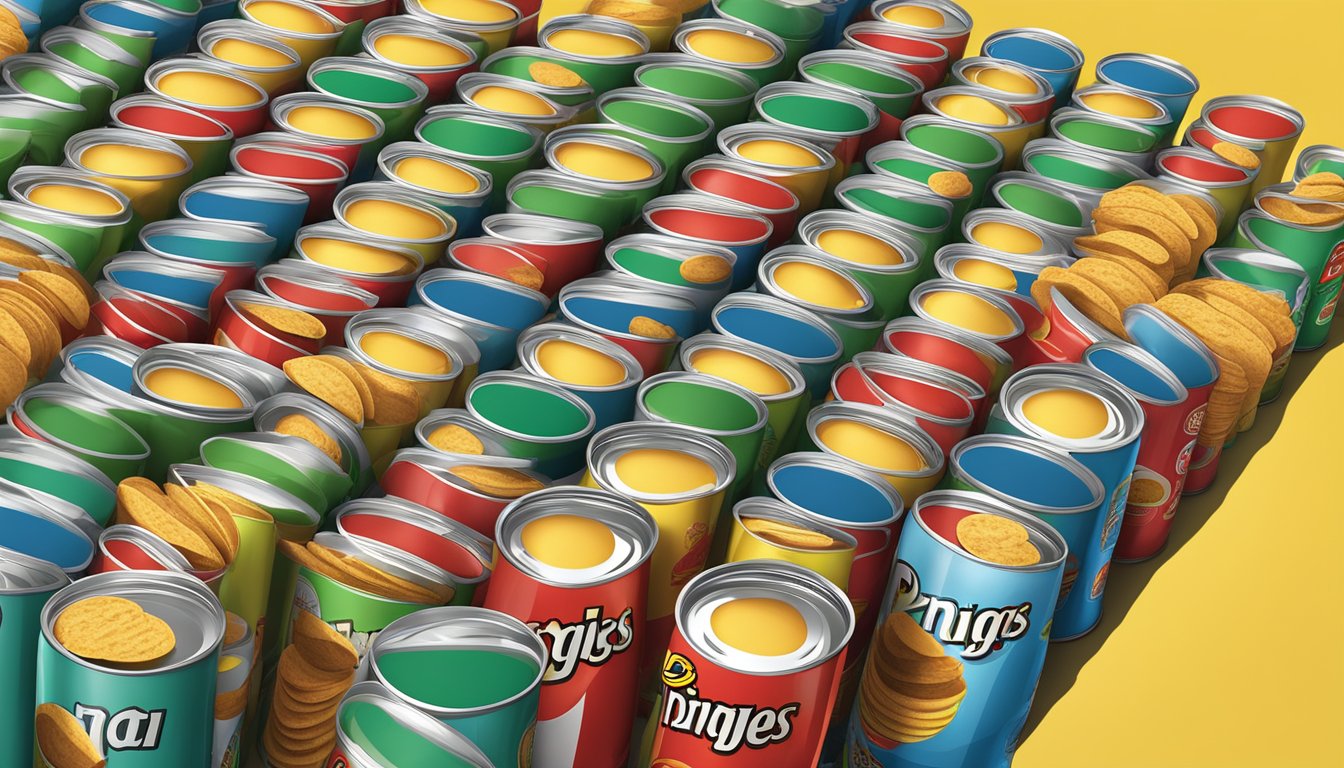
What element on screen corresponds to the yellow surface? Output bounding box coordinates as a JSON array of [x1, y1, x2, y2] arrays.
[[359, 331, 450, 375], [553, 141, 654, 182], [79, 143, 185, 177], [921, 289, 1016, 336], [536, 339, 626, 387], [210, 38, 293, 68], [546, 28, 643, 58], [613, 448, 716, 495], [1079, 90, 1161, 119], [972, 220, 1043, 254], [143, 368, 244, 409], [245, 1, 333, 33], [948, 2, 1344, 765], [689, 347, 791, 396], [27, 184, 122, 216], [816, 228, 904, 266], [286, 105, 377, 140], [737, 138, 820, 169], [470, 85, 555, 116], [709, 597, 807, 656], [303, 238, 412, 275], [521, 513, 614, 569], [1021, 389, 1108, 439], [419, 0, 515, 23], [343, 199, 445, 240], [683, 28, 774, 64], [815, 418, 925, 472], [373, 34, 470, 67], [773, 261, 866, 309], [936, 93, 1012, 126], [394, 157, 480, 194], [953, 258, 1018, 290]]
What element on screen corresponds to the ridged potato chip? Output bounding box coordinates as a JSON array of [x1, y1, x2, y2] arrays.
[[1099, 186, 1199, 239], [54, 596, 176, 664], [1092, 206, 1193, 271], [36, 703, 105, 768], [283, 356, 364, 423], [1073, 231, 1174, 282]]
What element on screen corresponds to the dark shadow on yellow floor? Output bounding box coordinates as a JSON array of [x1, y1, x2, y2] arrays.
[[1019, 320, 1344, 741]]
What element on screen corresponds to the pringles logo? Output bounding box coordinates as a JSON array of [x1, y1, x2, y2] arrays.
[[657, 651, 799, 755], [531, 605, 634, 684], [890, 560, 1031, 661]]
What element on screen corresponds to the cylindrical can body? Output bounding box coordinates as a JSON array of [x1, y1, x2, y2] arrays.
[[844, 490, 1067, 767]]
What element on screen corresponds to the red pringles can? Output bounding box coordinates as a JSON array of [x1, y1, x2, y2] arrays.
[[144, 57, 271, 138], [907, 278, 1027, 363], [1082, 338, 1216, 561], [866, 0, 974, 62], [880, 316, 1006, 418], [840, 21, 951, 91], [229, 136, 350, 223], [681, 155, 801, 250], [645, 559, 854, 767], [483, 486, 657, 768], [480, 212, 606, 292]]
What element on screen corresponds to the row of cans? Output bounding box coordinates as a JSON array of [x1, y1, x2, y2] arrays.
[[0, 0, 1337, 767]]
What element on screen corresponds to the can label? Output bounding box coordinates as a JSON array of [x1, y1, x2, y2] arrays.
[[845, 514, 1061, 767]]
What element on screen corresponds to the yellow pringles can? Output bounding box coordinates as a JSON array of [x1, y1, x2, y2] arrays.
[[62, 127, 193, 225], [237, 0, 346, 71], [196, 19, 305, 95], [725, 496, 857, 590], [800, 400, 946, 501], [403, 0, 521, 54]]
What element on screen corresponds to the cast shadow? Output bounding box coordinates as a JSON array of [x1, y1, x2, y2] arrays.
[[1019, 321, 1344, 741]]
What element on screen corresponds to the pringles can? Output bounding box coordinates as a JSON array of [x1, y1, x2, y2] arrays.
[[983, 363, 1144, 637], [482, 486, 658, 768], [579, 421, 735, 707], [0, 547, 69, 768], [646, 560, 854, 767], [844, 489, 1066, 768], [797, 49, 925, 151], [981, 26, 1084, 104], [1082, 339, 1213, 562], [37, 570, 225, 768], [1094, 52, 1200, 141], [800, 400, 945, 502], [357, 607, 547, 768], [1193, 94, 1304, 194], [516, 321, 644, 430]]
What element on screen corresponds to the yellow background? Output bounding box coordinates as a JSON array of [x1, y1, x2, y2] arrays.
[[950, 1, 1344, 765]]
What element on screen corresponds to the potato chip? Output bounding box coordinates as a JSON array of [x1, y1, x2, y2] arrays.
[[54, 596, 176, 664], [278, 539, 351, 588], [427, 424, 484, 454], [1153, 293, 1271, 418], [528, 61, 584, 88], [352, 361, 421, 425], [1082, 250, 1168, 300], [927, 171, 972, 199], [742, 516, 837, 549], [1169, 195, 1219, 277], [283, 356, 364, 423], [35, 703, 104, 768], [165, 482, 239, 562], [1210, 141, 1260, 170], [450, 465, 545, 498], [1261, 196, 1344, 227], [1070, 257, 1156, 306], [629, 315, 676, 339], [215, 682, 249, 720], [238, 301, 326, 340], [20, 270, 89, 329], [275, 413, 343, 464], [307, 541, 449, 604], [1098, 187, 1199, 239], [117, 478, 225, 571], [956, 513, 1040, 565], [679, 254, 732, 284], [1073, 231, 1174, 282], [0, 292, 57, 376], [1292, 172, 1344, 201], [192, 482, 272, 522], [1030, 267, 1126, 336], [1180, 278, 1295, 348], [502, 263, 544, 291], [0, 238, 45, 270], [0, 344, 24, 408], [1092, 206, 1192, 271], [317, 354, 375, 423], [1172, 288, 1275, 352], [292, 609, 357, 673]]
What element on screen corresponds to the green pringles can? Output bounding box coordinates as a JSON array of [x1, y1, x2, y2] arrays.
[[505, 168, 635, 240], [1232, 188, 1344, 351], [596, 87, 714, 192], [751, 80, 880, 178], [1047, 106, 1161, 170], [477, 46, 598, 112], [463, 370, 597, 479], [0, 547, 69, 768], [4, 166, 133, 275], [36, 570, 225, 768], [357, 606, 546, 768], [1, 52, 118, 132], [199, 432, 351, 515], [1020, 137, 1150, 204], [832, 174, 955, 269], [0, 433, 116, 527], [671, 18, 789, 88], [0, 91, 86, 167], [9, 383, 150, 483], [541, 125, 667, 228], [634, 370, 769, 501], [306, 55, 430, 144], [798, 49, 925, 152], [712, 0, 824, 71], [633, 53, 759, 131], [1197, 246, 1310, 403], [899, 113, 1007, 207], [535, 14, 650, 94], [676, 331, 808, 478]]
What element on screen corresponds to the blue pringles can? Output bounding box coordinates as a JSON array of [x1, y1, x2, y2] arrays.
[[844, 489, 1066, 768], [1094, 53, 1200, 142], [982, 363, 1144, 639], [943, 434, 1105, 636], [981, 27, 1084, 106], [177, 175, 310, 260], [710, 292, 844, 400]]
